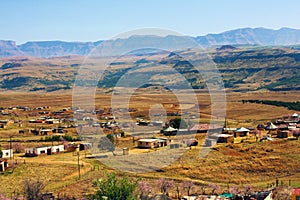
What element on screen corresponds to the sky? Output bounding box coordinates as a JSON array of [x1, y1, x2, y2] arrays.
[[1, 0, 300, 44]]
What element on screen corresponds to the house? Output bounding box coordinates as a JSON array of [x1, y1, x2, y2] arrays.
[[25, 145, 64, 156], [216, 134, 234, 143], [234, 127, 250, 137], [45, 119, 59, 124], [277, 130, 293, 138], [138, 138, 167, 148], [0, 159, 9, 172], [0, 119, 13, 128], [1, 149, 13, 159], [40, 129, 53, 135], [292, 188, 300, 200], [79, 143, 92, 151]]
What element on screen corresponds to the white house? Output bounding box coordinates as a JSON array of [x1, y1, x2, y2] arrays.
[[25, 145, 64, 156], [1, 149, 13, 159]]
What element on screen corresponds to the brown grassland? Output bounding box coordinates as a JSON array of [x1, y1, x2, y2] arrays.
[[0, 90, 299, 198]]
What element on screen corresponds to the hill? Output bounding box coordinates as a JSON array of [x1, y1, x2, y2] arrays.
[[0, 46, 299, 92]]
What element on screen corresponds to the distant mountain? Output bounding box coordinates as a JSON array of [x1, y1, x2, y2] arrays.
[[1, 27, 300, 57], [18, 40, 103, 58], [0, 40, 24, 57], [195, 27, 300, 47]]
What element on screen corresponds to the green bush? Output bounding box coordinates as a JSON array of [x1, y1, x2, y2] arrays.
[[87, 173, 139, 200]]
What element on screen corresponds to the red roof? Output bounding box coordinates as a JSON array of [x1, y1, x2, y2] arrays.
[[292, 188, 300, 195], [190, 124, 223, 131]]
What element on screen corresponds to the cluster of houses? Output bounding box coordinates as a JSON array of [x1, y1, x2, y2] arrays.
[[135, 112, 300, 149]]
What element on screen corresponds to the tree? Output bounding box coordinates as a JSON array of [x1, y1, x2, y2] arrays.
[[182, 181, 194, 196], [23, 179, 45, 200], [87, 173, 139, 200], [138, 180, 152, 200], [168, 118, 187, 129], [98, 135, 115, 155], [208, 183, 220, 195], [157, 178, 174, 195]]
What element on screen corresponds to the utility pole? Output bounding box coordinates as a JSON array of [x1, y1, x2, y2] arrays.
[[77, 152, 80, 179], [9, 135, 12, 160]]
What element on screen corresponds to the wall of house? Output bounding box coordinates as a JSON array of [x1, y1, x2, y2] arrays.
[[1, 149, 13, 158]]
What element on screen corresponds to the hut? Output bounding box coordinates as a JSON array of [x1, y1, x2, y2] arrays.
[[234, 127, 250, 137], [257, 124, 265, 130], [265, 122, 278, 130], [162, 126, 177, 136], [265, 122, 278, 135]]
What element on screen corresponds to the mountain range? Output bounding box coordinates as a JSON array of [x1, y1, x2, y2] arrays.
[[2, 27, 300, 58]]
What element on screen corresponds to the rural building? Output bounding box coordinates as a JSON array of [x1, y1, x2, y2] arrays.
[[216, 134, 234, 143], [265, 122, 278, 135], [138, 138, 167, 148], [190, 123, 223, 133], [0, 159, 9, 172], [234, 127, 250, 137], [292, 188, 300, 200], [79, 143, 92, 151], [162, 126, 178, 136], [0, 119, 13, 128], [205, 138, 217, 146], [1, 149, 13, 159], [25, 145, 64, 156], [45, 119, 59, 124], [277, 130, 293, 138], [256, 124, 265, 130], [265, 122, 278, 130], [19, 129, 30, 134], [40, 129, 53, 135]]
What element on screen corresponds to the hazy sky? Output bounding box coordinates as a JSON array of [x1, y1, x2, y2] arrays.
[[1, 0, 300, 44]]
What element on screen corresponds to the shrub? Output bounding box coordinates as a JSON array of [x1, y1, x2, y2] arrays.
[[87, 173, 139, 200]]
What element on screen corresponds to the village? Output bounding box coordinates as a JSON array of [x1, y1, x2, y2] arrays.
[[0, 102, 299, 199]]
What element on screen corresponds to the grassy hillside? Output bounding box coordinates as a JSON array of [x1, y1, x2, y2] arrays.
[[0, 46, 299, 92]]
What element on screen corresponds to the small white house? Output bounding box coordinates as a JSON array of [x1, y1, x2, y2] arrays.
[[25, 145, 64, 156], [1, 149, 13, 159]]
